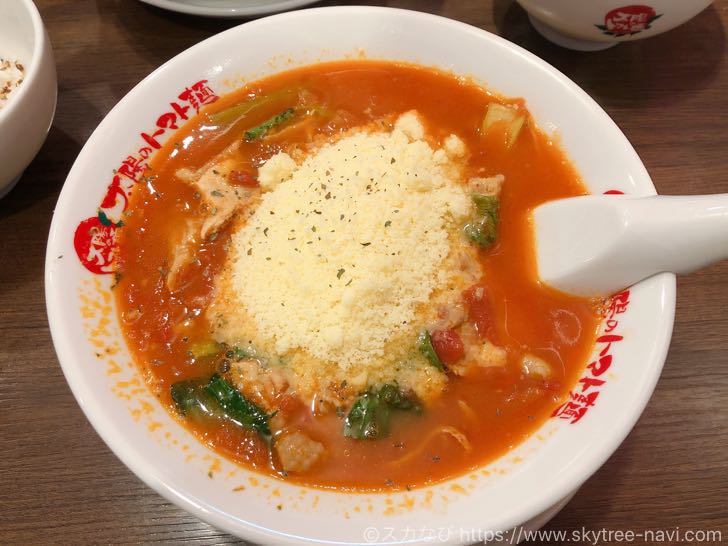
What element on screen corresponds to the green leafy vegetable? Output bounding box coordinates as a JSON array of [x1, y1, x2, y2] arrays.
[[244, 108, 296, 142], [226, 345, 258, 361], [170, 378, 226, 423], [472, 193, 499, 218], [206, 373, 271, 436], [188, 340, 221, 359], [170, 373, 271, 437], [463, 193, 499, 249], [416, 330, 445, 371], [377, 383, 420, 411], [343, 384, 422, 440], [208, 86, 300, 126]]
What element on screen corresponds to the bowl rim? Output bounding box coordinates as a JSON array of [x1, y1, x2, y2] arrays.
[[0, 0, 48, 124], [45, 6, 677, 544]]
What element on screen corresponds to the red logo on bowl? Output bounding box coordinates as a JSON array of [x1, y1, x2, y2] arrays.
[[595, 5, 662, 37], [551, 188, 630, 425], [74, 212, 121, 275], [552, 289, 630, 424], [73, 79, 219, 274]]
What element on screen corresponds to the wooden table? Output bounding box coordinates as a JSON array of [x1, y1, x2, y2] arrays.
[[2, 1, 726, 543]]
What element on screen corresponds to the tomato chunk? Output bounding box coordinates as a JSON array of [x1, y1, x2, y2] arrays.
[[228, 170, 259, 187], [431, 328, 465, 366], [462, 283, 498, 343]]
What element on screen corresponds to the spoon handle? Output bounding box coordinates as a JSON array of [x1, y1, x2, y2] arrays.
[[534, 194, 728, 297], [622, 194, 728, 275]]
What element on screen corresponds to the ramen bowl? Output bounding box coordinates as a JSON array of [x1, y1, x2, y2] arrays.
[[46, 7, 675, 544], [517, 0, 713, 51]]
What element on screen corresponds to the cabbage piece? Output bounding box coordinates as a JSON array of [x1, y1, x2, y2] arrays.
[[481, 103, 526, 148]]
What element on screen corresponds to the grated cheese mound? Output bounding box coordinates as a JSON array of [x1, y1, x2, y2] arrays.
[[226, 112, 472, 370]]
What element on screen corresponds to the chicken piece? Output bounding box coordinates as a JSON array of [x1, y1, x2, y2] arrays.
[[456, 247, 482, 284], [180, 157, 247, 238], [167, 158, 248, 289], [477, 341, 508, 367], [168, 145, 258, 288], [269, 412, 287, 433], [468, 174, 504, 196], [274, 431, 326, 473], [452, 335, 507, 376], [175, 141, 256, 238], [229, 359, 289, 408], [166, 219, 199, 290], [434, 300, 468, 331], [521, 353, 552, 379]]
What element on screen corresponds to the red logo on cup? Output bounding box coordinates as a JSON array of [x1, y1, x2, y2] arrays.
[[74, 212, 121, 274], [595, 5, 662, 37]]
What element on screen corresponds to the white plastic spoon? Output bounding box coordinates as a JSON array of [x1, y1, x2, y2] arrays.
[[532, 194, 728, 297]]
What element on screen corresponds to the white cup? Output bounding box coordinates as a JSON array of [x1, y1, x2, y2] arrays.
[[516, 0, 713, 51]]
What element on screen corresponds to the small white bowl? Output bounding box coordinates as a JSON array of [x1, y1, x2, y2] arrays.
[[0, 0, 57, 197], [517, 0, 713, 51], [46, 7, 675, 544]]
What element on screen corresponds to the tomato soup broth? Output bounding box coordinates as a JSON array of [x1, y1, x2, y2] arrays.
[[115, 61, 600, 490]]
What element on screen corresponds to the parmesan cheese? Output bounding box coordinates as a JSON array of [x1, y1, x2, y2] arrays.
[[394, 110, 425, 141], [210, 112, 477, 402], [258, 151, 297, 190], [444, 134, 466, 158]]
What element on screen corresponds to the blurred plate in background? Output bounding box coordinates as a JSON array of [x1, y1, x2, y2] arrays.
[[138, 0, 319, 18]]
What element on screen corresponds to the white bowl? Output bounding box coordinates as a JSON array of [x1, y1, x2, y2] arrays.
[[517, 0, 713, 51], [46, 7, 675, 544], [0, 0, 57, 197]]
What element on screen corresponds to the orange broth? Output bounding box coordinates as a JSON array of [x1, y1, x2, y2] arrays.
[[114, 61, 600, 490]]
